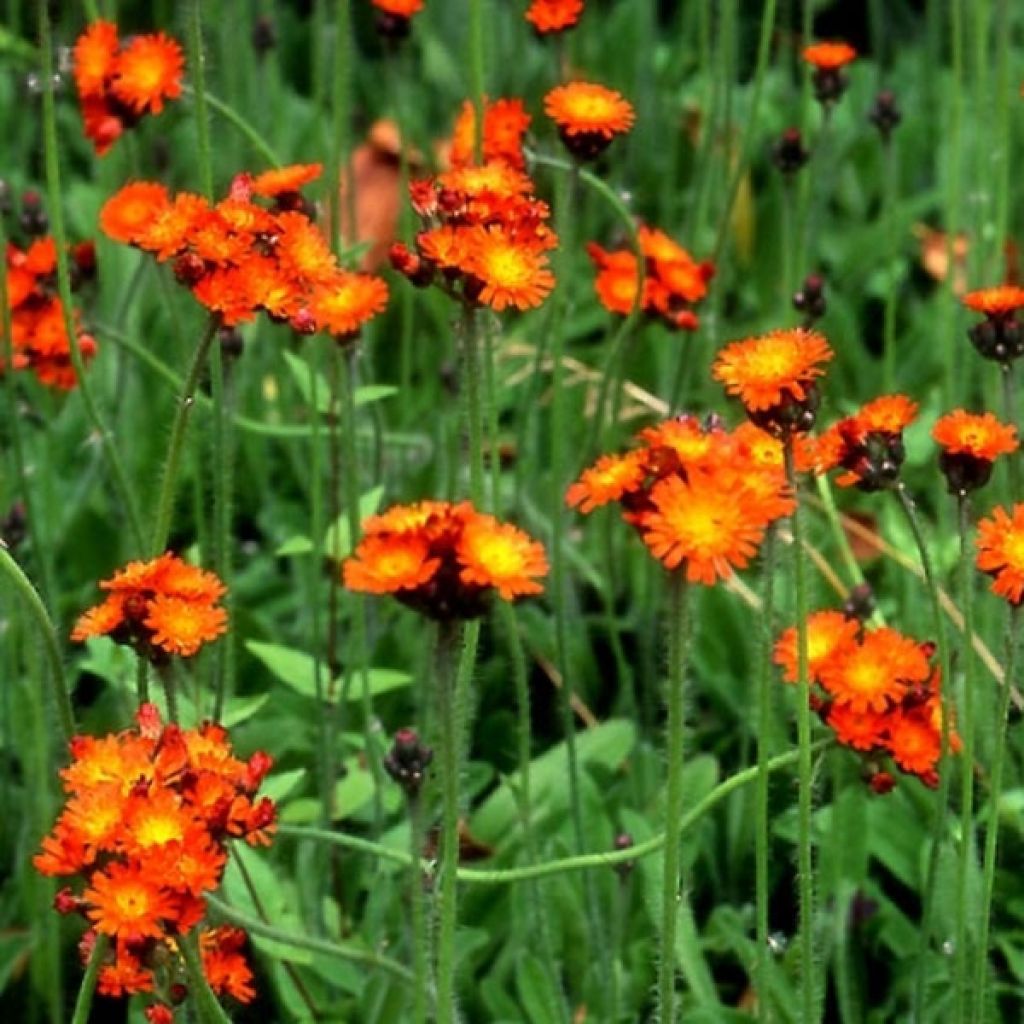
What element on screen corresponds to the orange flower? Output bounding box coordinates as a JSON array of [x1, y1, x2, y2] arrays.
[[456, 515, 549, 600], [343, 534, 441, 594], [566, 450, 649, 512], [851, 394, 918, 434], [712, 328, 833, 417], [976, 504, 1024, 603], [774, 610, 860, 684], [933, 410, 1018, 459], [544, 81, 635, 140], [803, 41, 857, 69], [884, 705, 941, 777], [72, 20, 119, 99], [526, 0, 584, 33], [112, 33, 184, 114], [639, 471, 769, 585], [100, 183, 172, 244], [372, 0, 424, 14], [465, 228, 555, 311], [826, 703, 887, 752], [143, 596, 228, 657], [202, 927, 256, 1003], [818, 627, 931, 714], [249, 163, 323, 198], [450, 98, 531, 170], [309, 272, 390, 338], [84, 862, 178, 941], [962, 285, 1024, 316], [98, 951, 154, 997]]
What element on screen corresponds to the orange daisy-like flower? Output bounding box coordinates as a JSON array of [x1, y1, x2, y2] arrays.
[[249, 163, 323, 198], [72, 20, 119, 99], [639, 471, 769, 585], [372, 0, 424, 15], [526, 0, 584, 34], [544, 81, 635, 140], [450, 98, 532, 170], [111, 33, 184, 114], [852, 394, 918, 434], [826, 703, 887, 752], [818, 627, 931, 714], [72, 553, 228, 662], [803, 41, 857, 70], [712, 327, 833, 421], [201, 927, 256, 1003], [933, 409, 1018, 494], [100, 182, 171, 244], [962, 284, 1024, 316], [465, 228, 555, 311], [774, 610, 860, 684], [309, 272, 390, 338], [343, 534, 441, 594], [884, 705, 941, 777], [456, 514, 549, 600], [84, 862, 178, 941], [976, 503, 1024, 604], [565, 450, 649, 512]]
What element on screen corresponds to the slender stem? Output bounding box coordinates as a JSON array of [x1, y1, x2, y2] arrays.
[[187, 0, 214, 200], [881, 141, 900, 393], [180, 930, 233, 1024], [461, 306, 486, 504], [657, 574, 691, 1024], [468, 0, 485, 163], [896, 482, 953, 1020], [150, 319, 219, 555], [0, 544, 73, 742], [972, 606, 1020, 1022], [409, 793, 431, 1024], [785, 440, 817, 1024], [755, 527, 778, 1021], [37, 0, 145, 552], [954, 494, 977, 1021], [279, 743, 825, 883], [482, 319, 501, 510], [435, 619, 463, 1024], [135, 657, 150, 706], [206, 894, 416, 983], [69, 933, 108, 1024], [183, 87, 282, 167], [1001, 363, 1020, 497]]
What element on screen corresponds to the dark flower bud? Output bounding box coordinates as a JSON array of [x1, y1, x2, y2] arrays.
[[868, 770, 895, 795], [868, 90, 901, 143], [613, 832, 635, 879], [218, 326, 245, 362], [842, 582, 875, 622], [792, 273, 826, 325], [772, 128, 810, 177], [251, 16, 277, 58], [384, 728, 433, 799], [811, 67, 850, 107], [19, 190, 48, 236]]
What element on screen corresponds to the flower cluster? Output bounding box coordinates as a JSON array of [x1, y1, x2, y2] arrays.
[[34, 703, 275, 1014], [72, 21, 184, 156], [587, 224, 714, 331], [3, 235, 97, 389], [526, 0, 584, 34], [814, 394, 918, 491], [100, 167, 388, 336], [775, 612, 956, 787], [390, 100, 557, 312], [544, 81, 635, 161], [568, 416, 801, 585], [343, 500, 548, 619], [71, 553, 228, 662], [713, 327, 834, 436]]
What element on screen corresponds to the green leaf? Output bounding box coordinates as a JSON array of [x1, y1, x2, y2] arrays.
[[280, 759, 374, 822], [260, 768, 307, 804], [515, 951, 565, 1024], [274, 485, 384, 558]]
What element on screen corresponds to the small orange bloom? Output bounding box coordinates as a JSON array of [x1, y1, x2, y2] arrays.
[[143, 596, 228, 657], [72, 20, 119, 98], [111, 33, 184, 114], [456, 515, 549, 600], [465, 228, 555, 312], [774, 610, 860, 684], [962, 285, 1024, 316], [566, 450, 649, 512], [826, 703, 887, 752], [526, 0, 584, 34], [249, 163, 323, 198], [343, 534, 441, 594], [372, 0, 424, 15], [84, 862, 178, 941], [450, 98, 531, 170], [976, 504, 1024, 604], [544, 81, 635, 140], [884, 706, 941, 777], [202, 927, 256, 1003], [309, 272, 390, 338], [803, 41, 857, 70], [100, 182, 172, 244]]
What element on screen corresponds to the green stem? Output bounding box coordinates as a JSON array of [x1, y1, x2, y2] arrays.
[[1001, 363, 1020, 497], [657, 574, 691, 1024], [461, 306, 486, 504], [409, 793, 431, 1024], [786, 440, 817, 1024], [756, 527, 778, 1021], [482, 319, 501, 510], [435, 619, 463, 1024], [135, 657, 150, 706], [69, 933, 108, 1024], [187, 0, 214, 200], [971, 606, 1021, 1022], [0, 544, 73, 742], [180, 930, 233, 1024], [150, 319, 219, 555], [279, 743, 825, 883], [37, 0, 145, 552], [896, 482, 953, 1021], [183, 87, 282, 167], [468, 0, 485, 163], [881, 140, 900, 393], [954, 494, 977, 1021], [326, 0, 352, 255], [206, 894, 416, 983]]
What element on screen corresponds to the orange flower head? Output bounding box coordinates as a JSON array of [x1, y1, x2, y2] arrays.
[[343, 534, 441, 594], [143, 595, 228, 657], [72, 21, 119, 99], [250, 163, 323, 198], [818, 627, 931, 714], [526, 0, 584, 34], [774, 609, 860, 684], [98, 952, 155, 997], [308, 272, 389, 339], [99, 182, 171, 245], [933, 409, 1018, 494], [201, 927, 256, 1003], [963, 285, 1024, 362], [712, 328, 833, 432], [456, 514, 549, 600], [803, 41, 857, 70], [566, 450, 649, 513], [962, 285, 1024, 316], [465, 227, 555, 312], [884, 706, 942, 779], [976, 503, 1024, 604], [825, 703, 887, 752], [84, 862, 178, 941], [450, 98, 531, 170], [544, 82, 635, 159], [111, 33, 184, 115], [638, 470, 770, 585]]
